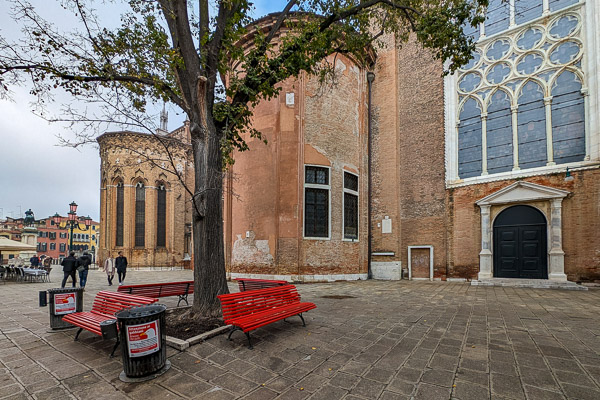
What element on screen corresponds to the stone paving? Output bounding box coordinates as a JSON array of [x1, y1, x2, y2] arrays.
[[1, 269, 600, 400]]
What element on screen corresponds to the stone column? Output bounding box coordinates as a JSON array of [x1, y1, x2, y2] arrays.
[[478, 205, 493, 280], [511, 105, 520, 171], [582, 88, 590, 160], [481, 113, 488, 175], [548, 199, 567, 281], [509, 0, 516, 27], [544, 96, 555, 166]]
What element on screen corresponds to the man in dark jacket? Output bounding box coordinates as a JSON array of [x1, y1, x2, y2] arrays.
[[30, 255, 40, 268], [77, 251, 92, 288], [61, 251, 79, 288], [115, 251, 128, 286]]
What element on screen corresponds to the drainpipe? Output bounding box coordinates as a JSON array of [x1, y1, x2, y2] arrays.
[[367, 71, 375, 279]]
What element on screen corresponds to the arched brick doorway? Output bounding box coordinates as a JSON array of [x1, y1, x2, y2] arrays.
[[493, 205, 548, 279]]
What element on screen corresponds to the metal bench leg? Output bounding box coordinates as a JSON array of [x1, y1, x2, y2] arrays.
[[227, 326, 240, 341], [177, 294, 189, 307], [297, 313, 306, 327], [110, 338, 120, 358], [245, 332, 253, 350], [227, 326, 253, 349], [74, 328, 83, 341]]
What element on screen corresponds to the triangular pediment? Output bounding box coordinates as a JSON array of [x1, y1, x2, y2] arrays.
[[476, 181, 569, 206]]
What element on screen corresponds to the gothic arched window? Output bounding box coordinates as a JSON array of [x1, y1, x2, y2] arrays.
[[115, 181, 124, 247], [135, 182, 145, 247], [156, 184, 166, 247]]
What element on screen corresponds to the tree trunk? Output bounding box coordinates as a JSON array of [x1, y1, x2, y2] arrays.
[[190, 115, 229, 316]]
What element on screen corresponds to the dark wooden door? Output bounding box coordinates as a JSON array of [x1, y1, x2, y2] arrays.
[[493, 206, 547, 279]]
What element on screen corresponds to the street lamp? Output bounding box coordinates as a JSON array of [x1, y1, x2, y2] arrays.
[[53, 202, 92, 252]]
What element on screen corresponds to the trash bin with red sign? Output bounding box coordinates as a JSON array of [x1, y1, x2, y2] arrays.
[[46, 287, 84, 330], [116, 304, 171, 382]]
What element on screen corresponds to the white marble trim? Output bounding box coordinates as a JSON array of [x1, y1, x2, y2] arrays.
[[227, 272, 368, 282]]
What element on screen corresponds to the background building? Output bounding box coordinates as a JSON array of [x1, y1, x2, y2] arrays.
[[0, 217, 24, 261], [36, 217, 69, 261], [0, 212, 97, 264], [97, 119, 194, 269]]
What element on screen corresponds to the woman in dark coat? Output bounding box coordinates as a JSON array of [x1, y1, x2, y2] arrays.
[[77, 251, 92, 288]]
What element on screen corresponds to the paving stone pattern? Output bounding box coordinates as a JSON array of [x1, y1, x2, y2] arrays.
[[1, 269, 600, 399]]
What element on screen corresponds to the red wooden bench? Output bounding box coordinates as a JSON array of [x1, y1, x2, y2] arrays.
[[234, 278, 288, 292], [118, 281, 194, 306], [218, 285, 316, 349], [62, 291, 158, 357]]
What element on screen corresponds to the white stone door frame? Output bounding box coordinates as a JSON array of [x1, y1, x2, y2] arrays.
[[475, 182, 570, 281], [408, 245, 434, 281]]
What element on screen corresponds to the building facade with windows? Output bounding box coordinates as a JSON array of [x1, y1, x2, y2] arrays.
[[97, 125, 194, 269], [36, 218, 69, 261], [98, 1, 600, 282]]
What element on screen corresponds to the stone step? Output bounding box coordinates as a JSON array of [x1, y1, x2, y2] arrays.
[[471, 278, 588, 290]]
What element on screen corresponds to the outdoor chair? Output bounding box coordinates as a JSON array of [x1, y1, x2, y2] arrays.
[[0, 266, 5, 284], [5, 266, 13, 280], [16, 267, 25, 282]]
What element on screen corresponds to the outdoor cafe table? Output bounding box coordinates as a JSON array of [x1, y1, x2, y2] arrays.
[[22, 268, 46, 281]]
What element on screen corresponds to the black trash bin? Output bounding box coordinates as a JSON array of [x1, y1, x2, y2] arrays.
[[116, 304, 171, 382], [47, 287, 84, 330]]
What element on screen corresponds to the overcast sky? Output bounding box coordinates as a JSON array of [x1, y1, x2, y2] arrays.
[[0, 0, 285, 221]]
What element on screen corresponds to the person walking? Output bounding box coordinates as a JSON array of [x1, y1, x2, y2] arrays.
[[30, 255, 40, 268], [60, 251, 79, 288], [103, 255, 116, 286], [115, 251, 128, 285], [77, 251, 92, 288], [43, 256, 52, 269]]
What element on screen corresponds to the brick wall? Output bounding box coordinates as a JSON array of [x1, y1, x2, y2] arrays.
[[371, 36, 448, 278], [226, 53, 369, 277]]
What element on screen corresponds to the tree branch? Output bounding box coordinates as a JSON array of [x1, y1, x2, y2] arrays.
[[0, 63, 187, 111], [264, 0, 298, 45], [156, 0, 201, 110]]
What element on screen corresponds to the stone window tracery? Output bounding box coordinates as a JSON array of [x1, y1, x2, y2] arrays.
[[452, 1, 588, 182]]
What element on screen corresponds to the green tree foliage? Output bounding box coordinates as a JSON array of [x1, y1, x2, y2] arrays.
[[0, 0, 486, 314]]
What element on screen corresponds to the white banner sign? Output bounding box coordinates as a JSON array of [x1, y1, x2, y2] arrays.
[[54, 292, 76, 315], [126, 320, 160, 358]]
